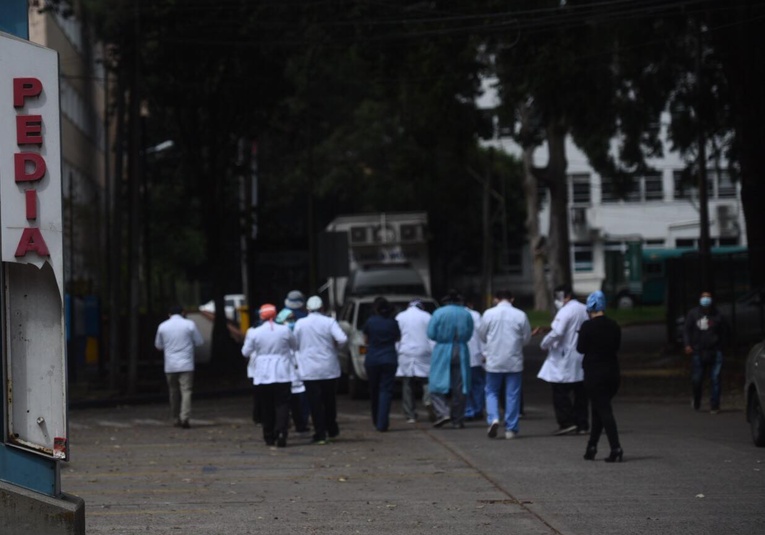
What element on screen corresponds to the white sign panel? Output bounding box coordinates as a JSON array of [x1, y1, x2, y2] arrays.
[[0, 31, 67, 459]]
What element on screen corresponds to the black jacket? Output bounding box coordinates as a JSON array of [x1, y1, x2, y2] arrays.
[[683, 306, 729, 352]]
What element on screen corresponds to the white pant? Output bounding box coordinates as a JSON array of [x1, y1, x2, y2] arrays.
[[166, 371, 194, 423]]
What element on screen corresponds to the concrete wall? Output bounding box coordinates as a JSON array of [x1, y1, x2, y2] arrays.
[[0, 481, 84, 535]]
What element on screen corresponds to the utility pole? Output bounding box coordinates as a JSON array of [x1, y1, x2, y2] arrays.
[[696, 22, 712, 292]]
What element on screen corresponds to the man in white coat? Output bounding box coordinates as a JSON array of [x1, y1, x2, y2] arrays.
[[241, 304, 297, 447], [478, 290, 531, 439], [395, 300, 434, 423], [294, 296, 348, 444], [155, 305, 204, 428], [535, 284, 590, 435]]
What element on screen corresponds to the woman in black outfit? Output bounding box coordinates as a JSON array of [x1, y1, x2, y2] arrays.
[[577, 291, 623, 462], [362, 297, 401, 432]]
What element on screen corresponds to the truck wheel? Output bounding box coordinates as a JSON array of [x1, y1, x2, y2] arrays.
[[347, 362, 367, 400], [749, 395, 765, 447], [617, 293, 635, 309]]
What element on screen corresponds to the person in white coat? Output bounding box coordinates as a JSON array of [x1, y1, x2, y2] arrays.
[[155, 305, 204, 428], [478, 290, 531, 439], [464, 298, 485, 421], [241, 304, 297, 447], [535, 284, 590, 435], [294, 296, 348, 444], [395, 300, 434, 423]]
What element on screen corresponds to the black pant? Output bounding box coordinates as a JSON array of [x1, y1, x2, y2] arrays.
[[305, 379, 339, 441], [585, 372, 621, 451], [258, 382, 291, 445], [552, 381, 589, 430]]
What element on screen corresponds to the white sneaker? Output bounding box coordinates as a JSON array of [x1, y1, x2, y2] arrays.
[[406, 418, 416, 424], [487, 420, 499, 438], [505, 431, 517, 440]]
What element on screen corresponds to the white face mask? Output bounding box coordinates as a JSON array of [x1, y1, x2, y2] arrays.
[[700, 296, 712, 308], [554, 291, 565, 310]]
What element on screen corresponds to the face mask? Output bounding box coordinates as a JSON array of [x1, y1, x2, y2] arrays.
[[700, 296, 712, 307], [554, 300, 564, 310], [554, 291, 565, 310]]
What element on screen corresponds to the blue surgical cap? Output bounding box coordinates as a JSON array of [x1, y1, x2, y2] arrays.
[[586, 291, 606, 313]]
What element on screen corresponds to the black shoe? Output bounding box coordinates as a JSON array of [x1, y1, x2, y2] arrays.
[[604, 448, 623, 463], [180, 420, 191, 429], [554, 425, 577, 436], [583, 444, 597, 461], [433, 416, 451, 428], [277, 435, 287, 448]]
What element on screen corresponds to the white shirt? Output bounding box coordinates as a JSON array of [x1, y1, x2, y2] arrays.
[[478, 301, 531, 373], [466, 308, 484, 367], [241, 321, 297, 385], [155, 314, 204, 373], [293, 312, 348, 380], [537, 299, 589, 383], [395, 305, 434, 378]]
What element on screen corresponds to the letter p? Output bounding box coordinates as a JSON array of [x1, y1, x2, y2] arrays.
[[14, 78, 43, 108]]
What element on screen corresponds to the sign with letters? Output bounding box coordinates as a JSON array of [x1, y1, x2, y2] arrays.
[[0, 31, 67, 459]]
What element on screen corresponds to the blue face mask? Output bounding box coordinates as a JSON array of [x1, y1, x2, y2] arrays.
[[700, 296, 712, 307]]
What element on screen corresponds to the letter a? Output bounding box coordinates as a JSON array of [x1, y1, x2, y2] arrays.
[[14, 228, 50, 257]]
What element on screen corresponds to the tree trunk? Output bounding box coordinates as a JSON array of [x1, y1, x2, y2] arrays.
[[522, 145, 550, 312], [546, 124, 572, 289], [714, 3, 765, 290]]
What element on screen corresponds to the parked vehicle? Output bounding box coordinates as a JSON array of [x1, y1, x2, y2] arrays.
[[199, 294, 246, 323], [603, 245, 747, 308], [745, 339, 765, 447], [321, 212, 432, 310], [336, 295, 438, 399]]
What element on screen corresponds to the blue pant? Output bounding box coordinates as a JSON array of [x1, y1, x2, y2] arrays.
[[365, 363, 397, 431], [465, 366, 486, 419], [485, 371, 522, 433], [692, 351, 723, 410]]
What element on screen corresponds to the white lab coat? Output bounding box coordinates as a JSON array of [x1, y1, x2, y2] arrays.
[[395, 305, 434, 378], [293, 312, 348, 380], [155, 314, 204, 373], [241, 321, 297, 385], [537, 299, 589, 383], [466, 308, 484, 367], [478, 301, 531, 373]]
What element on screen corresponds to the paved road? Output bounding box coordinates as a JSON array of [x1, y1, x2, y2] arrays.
[[63, 377, 764, 534]]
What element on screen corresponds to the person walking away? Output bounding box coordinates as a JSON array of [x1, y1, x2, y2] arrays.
[[275, 307, 310, 435], [683, 291, 729, 413], [427, 290, 474, 429], [154, 305, 204, 429], [241, 304, 297, 447], [395, 299, 434, 423], [294, 296, 348, 444], [464, 297, 485, 421], [535, 284, 590, 435], [363, 297, 401, 432], [478, 290, 531, 439], [577, 291, 623, 462]]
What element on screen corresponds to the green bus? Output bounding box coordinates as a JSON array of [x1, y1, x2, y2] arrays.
[[603, 244, 747, 308]]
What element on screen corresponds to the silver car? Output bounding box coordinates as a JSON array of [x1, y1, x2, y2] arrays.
[[745, 339, 765, 447]]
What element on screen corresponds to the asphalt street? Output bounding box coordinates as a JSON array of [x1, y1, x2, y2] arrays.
[[62, 325, 764, 535]]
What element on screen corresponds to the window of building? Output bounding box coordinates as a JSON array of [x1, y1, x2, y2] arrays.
[[673, 169, 737, 200], [600, 178, 618, 203], [644, 174, 663, 201], [570, 173, 591, 205], [572, 242, 594, 272], [645, 239, 665, 248], [717, 171, 736, 198]]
